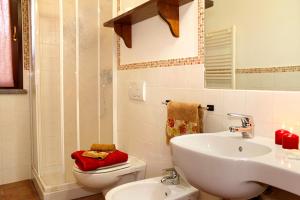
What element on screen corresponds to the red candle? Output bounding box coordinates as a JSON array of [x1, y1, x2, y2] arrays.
[[282, 133, 299, 149], [275, 129, 290, 145]]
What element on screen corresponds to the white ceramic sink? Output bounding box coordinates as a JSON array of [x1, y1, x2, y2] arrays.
[[176, 134, 272, 159], [105, 177, 199, 200], [171, 132, 300, 199]]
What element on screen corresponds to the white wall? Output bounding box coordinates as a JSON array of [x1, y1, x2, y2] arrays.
[[116, 0, 300, 199], [120, 2, 198, 65], [118, 66, 300, 161], [0, 0, 32, 185], [0, 73, 31, 185], [117, 65, 300, 200], [205, 0, 300, 68], [117, 65, 205, 177], [116, 0, 204, 178]]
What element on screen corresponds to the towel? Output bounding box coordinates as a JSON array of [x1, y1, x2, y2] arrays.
[[166, 101, 203, 144], [82, 151, 109, 159], [71, 150, 128, 171], [90, 144, 116, 152]]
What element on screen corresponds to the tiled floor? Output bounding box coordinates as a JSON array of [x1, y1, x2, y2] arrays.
[[3, 180, 300, 200], [0, 180, 104, 200], [0, 180, 39, 200], [76, 194, 104, 200]]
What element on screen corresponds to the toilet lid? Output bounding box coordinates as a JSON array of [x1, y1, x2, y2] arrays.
[[73, 161, 131, 174]]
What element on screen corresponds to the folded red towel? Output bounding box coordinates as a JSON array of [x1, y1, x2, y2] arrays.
[[71, 150, 128, 171]]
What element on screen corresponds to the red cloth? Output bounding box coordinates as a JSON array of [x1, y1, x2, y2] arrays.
[[71, 150, 128, 171]]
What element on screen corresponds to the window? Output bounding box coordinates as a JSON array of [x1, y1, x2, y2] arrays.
[[0, 0, 23, 89]]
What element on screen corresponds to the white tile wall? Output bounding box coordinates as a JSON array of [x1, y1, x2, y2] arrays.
[[117, 64, 300, 199], [118, 65, 204, 177], [0, 73, 31, 185]]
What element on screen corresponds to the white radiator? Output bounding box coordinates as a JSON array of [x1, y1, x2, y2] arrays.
[[205, 26, 236, 89]]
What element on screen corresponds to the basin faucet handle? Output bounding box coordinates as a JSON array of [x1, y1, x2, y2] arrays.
[[227, 113, 254, 138], [227, 113, 253, 119], [227, 113, 253, 126], [161, 168, 180, 185], [162, 168, 175, 172], [240, 117, 250, 127], [162, 168, 177, 177]]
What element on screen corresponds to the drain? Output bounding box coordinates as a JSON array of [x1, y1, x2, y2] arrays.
[[239, 146, 243, 152]]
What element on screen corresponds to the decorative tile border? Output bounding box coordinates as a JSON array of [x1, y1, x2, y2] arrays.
[[116, 0, 204, 70], [236, 66, 300, 74], [22, 0, 30, 71]]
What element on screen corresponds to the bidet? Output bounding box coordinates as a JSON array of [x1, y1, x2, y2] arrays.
[[105, 177, 198, 200]]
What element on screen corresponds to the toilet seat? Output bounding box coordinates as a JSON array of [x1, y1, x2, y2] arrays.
[[73, 161, 131, 174], [72, 156, 146, 189]]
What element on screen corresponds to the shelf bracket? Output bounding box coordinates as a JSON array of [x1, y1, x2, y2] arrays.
[[157, 0, 180, 37], [114, 23, 132, 48]]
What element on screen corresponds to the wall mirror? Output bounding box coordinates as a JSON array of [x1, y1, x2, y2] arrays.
[[205, 0, 300, 91]]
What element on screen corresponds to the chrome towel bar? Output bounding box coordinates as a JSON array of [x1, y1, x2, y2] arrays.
[[162, 100, 214, 111]]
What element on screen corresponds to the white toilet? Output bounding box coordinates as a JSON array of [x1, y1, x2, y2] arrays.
[[72, 156, 146, 194]]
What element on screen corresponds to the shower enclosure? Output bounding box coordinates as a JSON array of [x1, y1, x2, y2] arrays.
[[30, 0, 113, 196]]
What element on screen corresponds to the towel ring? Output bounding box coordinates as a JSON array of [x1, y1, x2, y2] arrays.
[[162, 100, 214, 111]]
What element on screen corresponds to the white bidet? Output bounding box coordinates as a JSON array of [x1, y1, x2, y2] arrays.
[[105, 177, 199, 200]]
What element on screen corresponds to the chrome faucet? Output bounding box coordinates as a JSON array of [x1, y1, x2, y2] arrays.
[[227, 113, 254, 138], [161, 168, 180, 185]]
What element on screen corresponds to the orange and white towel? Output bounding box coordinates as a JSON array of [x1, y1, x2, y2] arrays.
[[166, 101, 203, 144]]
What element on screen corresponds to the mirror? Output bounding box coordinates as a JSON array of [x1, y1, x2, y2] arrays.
[[205, 0, 300, 91]]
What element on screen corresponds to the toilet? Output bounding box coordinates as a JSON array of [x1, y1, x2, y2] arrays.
[[73, 156, 146, 194]]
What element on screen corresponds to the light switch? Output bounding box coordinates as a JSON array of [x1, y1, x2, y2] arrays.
[[128, 81, 146, 101]]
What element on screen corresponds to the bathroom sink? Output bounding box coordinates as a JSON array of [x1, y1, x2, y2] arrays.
[[173, 134, 272, 159], [105, 177, 198, 200], [171, 132, 278, 199]]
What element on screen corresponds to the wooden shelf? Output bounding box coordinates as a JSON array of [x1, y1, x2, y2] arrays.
[[205, 0, 214, 9], [103, 0, 194, 48]]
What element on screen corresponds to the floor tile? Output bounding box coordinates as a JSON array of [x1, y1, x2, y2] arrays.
[[0, 180, 104, 200]]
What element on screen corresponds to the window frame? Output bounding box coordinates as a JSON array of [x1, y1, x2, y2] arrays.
[[0, 0, 23, 89]]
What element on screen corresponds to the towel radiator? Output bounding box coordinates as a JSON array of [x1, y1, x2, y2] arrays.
[[205, 26, 236, 89]]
